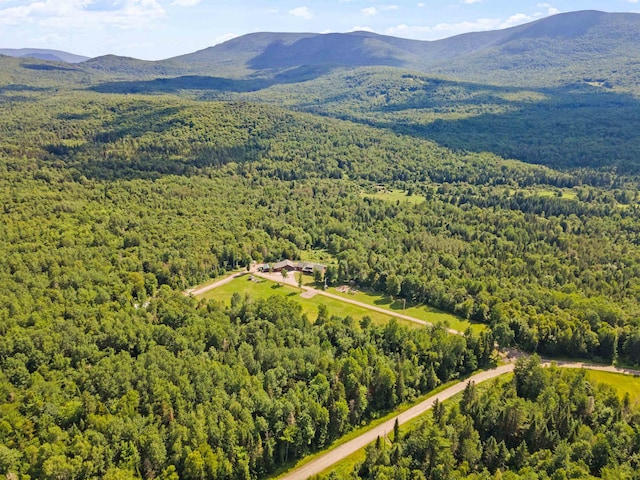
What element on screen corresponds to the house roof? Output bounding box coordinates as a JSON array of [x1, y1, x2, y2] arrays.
[[273, 259, 296, 270], [271, 260, 327, 271]]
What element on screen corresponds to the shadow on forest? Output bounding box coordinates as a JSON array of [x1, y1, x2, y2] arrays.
[[89, 65, 334, 95], [325, 79, 640, 173], [91, 75, 272, 94], [248, 35, 406, 70], [0, 84, 50, 93], [43, 103, 245, 181], [22, 63, 76, 72]]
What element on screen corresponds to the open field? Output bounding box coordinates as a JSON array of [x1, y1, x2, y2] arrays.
[[533, 189, 578, 200], [586, 370, 640, 401], [197, 275, 416, 327], [361, 189, 426, 205], [326, 286, 486, 334]]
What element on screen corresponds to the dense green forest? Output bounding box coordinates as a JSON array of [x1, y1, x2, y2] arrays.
[[3, 41, 640, 478], [333, 356, 640, 479]]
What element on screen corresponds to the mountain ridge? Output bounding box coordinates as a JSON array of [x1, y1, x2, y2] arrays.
[[88, 10, 640, 88], [3, 10, 639, 90], [0, 48, 90, 63]]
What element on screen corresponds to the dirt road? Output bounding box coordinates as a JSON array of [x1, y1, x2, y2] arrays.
[[278, 361, 640, 480], [186, 272, 640, 480], [278, 364, 515, 480], [186, 270, 247, 297]]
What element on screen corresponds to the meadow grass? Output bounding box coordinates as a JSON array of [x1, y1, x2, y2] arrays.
[[361, 189, 426, 205], [586, 370, 640, 401], [325, 286, 486, 334], [197, 275, 416, 328]]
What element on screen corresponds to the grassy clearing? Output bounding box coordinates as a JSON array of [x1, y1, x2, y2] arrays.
[[506, 188, 577, 200], [326, 286, 486, 334], [193, 273, 483, 333], [298, 248, 338, 266], [362, 189, 426, 205], [197, 275, 416, 328], [586, 370, 640, 402], [535, 189, 577, 200]]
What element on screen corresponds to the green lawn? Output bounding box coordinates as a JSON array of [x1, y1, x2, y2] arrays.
[[506, 188, 577, 201], [586, 370, 640, 402], [326, 286, 486, 334], [361, 189, 426, 205], [534, 189, 577, 200], [197, 276, 415, 328], [194, 272, 484, 333]]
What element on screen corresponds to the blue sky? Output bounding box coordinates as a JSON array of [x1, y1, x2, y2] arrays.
[[0, 0, 637, 60]]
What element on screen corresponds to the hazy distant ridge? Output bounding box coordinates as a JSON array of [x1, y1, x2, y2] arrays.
[[0, 48, 90, 63]]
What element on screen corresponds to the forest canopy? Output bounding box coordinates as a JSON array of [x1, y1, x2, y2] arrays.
[[2, 55, 640, 479]]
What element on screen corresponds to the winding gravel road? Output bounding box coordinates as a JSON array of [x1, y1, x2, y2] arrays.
[[278, 362, 640, 480], [186, 270, 248, 297], [187, 271, 640, 480]]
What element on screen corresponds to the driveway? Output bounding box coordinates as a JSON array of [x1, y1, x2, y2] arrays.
[[253, 271, 462, 335]]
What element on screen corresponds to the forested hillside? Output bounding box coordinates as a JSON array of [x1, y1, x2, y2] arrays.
[[231, 68, 640, 172], [81, 11, 640, 90], [3, 10, 640, 479], [333, 356, 640, 479]]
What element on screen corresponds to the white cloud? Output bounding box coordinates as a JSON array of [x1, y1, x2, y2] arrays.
[[536, 3, 560, 15], [362, 6, 377, 16], [500, 13, 532, 28], [385, 12, 537, 40], [629, 0, 639, 3], [418, 2, 425, 6], [288, 6, 313, 20], [171, 0, 201, 6], [362, 5, 397, 17], [0, 0, 165, 28], [350, 25, 375, 33], [463, 0, 482, 4]]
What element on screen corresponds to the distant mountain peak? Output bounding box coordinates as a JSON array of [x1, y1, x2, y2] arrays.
[[73, 10, 640, 90]]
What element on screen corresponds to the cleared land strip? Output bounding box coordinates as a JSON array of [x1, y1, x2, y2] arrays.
[[253, 271, 462, 335], [278, 362, 640, 480], [186, 273, 640, 480]]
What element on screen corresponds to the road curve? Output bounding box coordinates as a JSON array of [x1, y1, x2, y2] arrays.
[[187, 272, 640, 480], [278, 362, 640, 480], [187, 270, 247, 297], [278, 364, 515, 480]]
